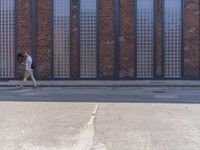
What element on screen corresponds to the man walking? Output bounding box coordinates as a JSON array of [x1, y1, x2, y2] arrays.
[[17, 50, 37, 89]]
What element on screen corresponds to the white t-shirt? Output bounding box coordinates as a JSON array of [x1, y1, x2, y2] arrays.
[[26, 55, 32, 71]]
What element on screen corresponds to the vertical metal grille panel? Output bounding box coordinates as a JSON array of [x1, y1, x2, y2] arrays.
[[136, 0, 154, 78], [80, 0, 97, 78], [164, 0, 182, 78], [53, 0, 70, 78], [0, 0, 15, 78]]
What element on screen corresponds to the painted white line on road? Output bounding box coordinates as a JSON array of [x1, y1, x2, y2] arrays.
[[70, 103, 108, 150]]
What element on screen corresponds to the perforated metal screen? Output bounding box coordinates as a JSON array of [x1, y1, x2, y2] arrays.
[[136, 0, 154, 78], [0, 0, 15, 78], [53, 0, 71, 78], [80, 0, 97, 78], [164, 0, 182, 78]]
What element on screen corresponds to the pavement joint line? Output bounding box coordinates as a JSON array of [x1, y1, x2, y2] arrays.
[[70, 103, 100, 150], [91, 103, 99, 116]]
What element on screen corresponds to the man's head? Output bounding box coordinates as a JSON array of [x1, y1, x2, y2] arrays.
[[24, 50, 31, 57]]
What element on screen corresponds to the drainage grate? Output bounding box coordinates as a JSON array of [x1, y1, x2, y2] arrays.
[[152, 91, 165, 93]]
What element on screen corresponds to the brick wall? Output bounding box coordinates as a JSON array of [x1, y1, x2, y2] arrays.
[[99, 0, 115, 79], [119, 0, 135, 79], [71, 0, 79, 79], [155, 0, 163, 78], [36, 0, 52, 79], [14, 0, 200, 80], [184, 0, 200, 78], [16, 0, 32, 78]]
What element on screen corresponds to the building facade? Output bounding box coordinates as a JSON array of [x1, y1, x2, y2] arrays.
[[0, 0, 199, 80]]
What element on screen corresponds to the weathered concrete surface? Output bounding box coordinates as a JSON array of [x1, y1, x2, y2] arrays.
[[93, 103, 200, 150], [2, 80, 200, 87], [0, 87, 200, 150], [0, 102, 200, 150], [0, 102, 96, 150]]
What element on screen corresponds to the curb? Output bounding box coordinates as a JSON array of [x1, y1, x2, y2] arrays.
[[1, 80, 200, 88], [1, 84, 200, 88]]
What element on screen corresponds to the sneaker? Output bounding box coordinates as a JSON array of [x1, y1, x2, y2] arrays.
[[33, 86, 37, 89], [16, 86, 24, 89]]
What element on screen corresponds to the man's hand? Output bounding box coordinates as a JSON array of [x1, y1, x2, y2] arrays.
[[19, 62, 25, 65]]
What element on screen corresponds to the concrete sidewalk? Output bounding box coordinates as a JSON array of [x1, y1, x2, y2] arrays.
[[1, 80, 200, 87]]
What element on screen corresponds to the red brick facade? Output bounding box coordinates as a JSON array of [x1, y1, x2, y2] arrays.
[[184, 0, 200, 78], [16, 0, 32, 78], [99, 0, 115, 79], [71, 0, 79, 79], [36, 0, 52, 79], [14, 0, 200, 80], [119, 0, 135, 79], [155, 0, 163, 78]]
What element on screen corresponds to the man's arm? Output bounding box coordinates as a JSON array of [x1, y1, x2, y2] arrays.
[[18, 62, 25, 65]]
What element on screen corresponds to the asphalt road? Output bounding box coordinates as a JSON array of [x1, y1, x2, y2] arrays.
[[0, 87, 200, 103]]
